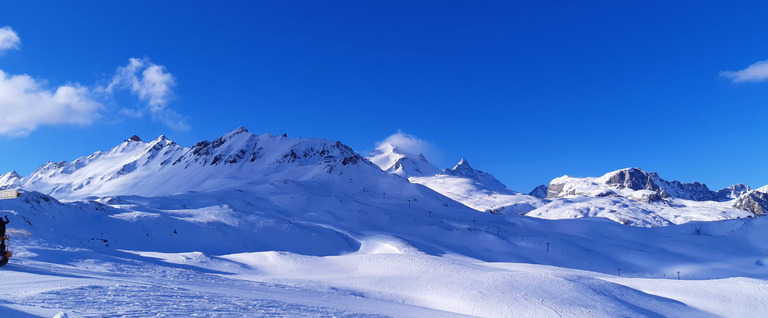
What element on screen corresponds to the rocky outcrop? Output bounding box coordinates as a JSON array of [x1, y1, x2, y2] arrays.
[[716, 184, 751, 201], [547, 167, 748, 203], [732, 191, 768, 215], [604, 168, 658, 191]]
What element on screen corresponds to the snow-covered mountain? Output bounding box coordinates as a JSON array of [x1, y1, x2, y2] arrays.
[[443, 159, 508, 193], [0, 171, 21, 189], [547, 167, 749, 203], [3, 128, 768, 316], [4, 127, 395, 200], [366, 143, 442, 177], [524, 167, 756, 226], [363, 144, 759, 225], [3, 172, 768, 316], [3, 131, 761, 227], [366, 142, 541, 213]]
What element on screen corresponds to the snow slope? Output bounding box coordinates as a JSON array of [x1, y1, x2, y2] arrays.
[[1, 128, 768, 316], [2, 188, 768, 317], [367, 142, 541, 213], [525, 196, 754, 227]]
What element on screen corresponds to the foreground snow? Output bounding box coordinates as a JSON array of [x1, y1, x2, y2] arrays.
[[1, 128, 767, 316], [1, 188, 768, 316], [2, 234, 767, 317]]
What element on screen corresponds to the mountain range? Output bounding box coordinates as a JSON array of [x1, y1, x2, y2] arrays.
[[2, 127, 766, 227], [4, 127, 768, 316]]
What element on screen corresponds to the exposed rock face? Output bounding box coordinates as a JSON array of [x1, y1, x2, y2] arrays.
[[732, 191, 768, 215], [604, 168, 658, 191], [529, 185, 548, 198], [716, 184, 751, 201], [546, 183, 566, 198]]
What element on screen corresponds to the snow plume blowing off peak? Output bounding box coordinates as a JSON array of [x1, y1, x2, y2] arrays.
[[367, 132, 441, 177]]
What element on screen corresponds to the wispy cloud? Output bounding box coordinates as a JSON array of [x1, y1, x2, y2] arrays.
[[0, 26, 20, 54], [720, 60, 768, 83], [0, 71, 103, 136], [105, 58, 188, 131]]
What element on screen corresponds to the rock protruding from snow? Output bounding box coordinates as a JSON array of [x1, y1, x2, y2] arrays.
[[732, 191, 768, 215], [529, 185, 548, 198], [717, 184, 751, 200], [547, 167, 743, 203]]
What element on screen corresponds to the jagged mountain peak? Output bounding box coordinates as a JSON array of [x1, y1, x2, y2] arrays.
[[126, 135, 142, 142], [718, 183, 751, 200], [13, 127, 377, 199], [550, 167, 745, 203], [446, 159, 477, 178], [452, 158, 472, 170]]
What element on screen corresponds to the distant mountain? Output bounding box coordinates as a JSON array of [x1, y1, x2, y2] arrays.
[[547, 167, 749, 203], [522, 167, 756, 226], [0, 171, 21, 190], [1, 129, 762, 228], [443, 159, 508, 193], [366, 144, 540, 213], [529, 185, 548, 198], [1, 127, 396, 200], [366, 143, 441, 177]]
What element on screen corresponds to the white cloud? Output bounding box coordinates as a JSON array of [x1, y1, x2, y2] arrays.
[[0, 70, 103, 136], [376, 131, 439, 159], [106, 58, 188, 130], [720, 60, 768, 83], [0, 26, 20, 53], [0, 26, 186, 136]]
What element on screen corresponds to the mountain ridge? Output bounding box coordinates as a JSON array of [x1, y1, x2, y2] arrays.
[[547, 167, 750, 203]]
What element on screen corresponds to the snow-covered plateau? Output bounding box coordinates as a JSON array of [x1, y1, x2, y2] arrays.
[[1, 127, 768, 317]]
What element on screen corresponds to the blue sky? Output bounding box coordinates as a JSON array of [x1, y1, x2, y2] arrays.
[[1, 1, 768, 192]]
